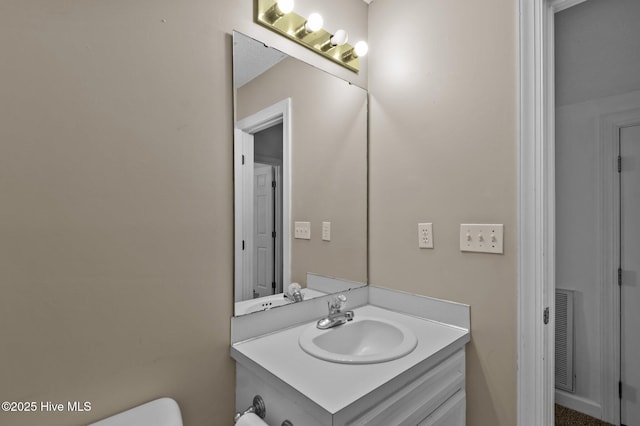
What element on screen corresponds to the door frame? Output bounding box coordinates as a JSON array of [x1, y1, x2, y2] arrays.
[[234, 98, 292, 303], [517, 0, 589, 423]]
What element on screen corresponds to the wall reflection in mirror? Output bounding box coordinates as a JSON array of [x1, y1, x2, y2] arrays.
[[233, 31, 367, 316]]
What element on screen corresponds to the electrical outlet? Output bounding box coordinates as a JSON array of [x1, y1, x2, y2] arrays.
[[460, 224, 504, 254], [294, 221, 311, 240], [418, 223, 433, 249], [322, 222, 331, 241]]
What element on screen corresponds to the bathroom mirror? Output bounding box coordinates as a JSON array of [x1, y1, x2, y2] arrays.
[[233, 31, 367, 316]]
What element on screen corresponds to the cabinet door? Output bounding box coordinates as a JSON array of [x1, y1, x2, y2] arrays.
[[343, 350, 465, 425], [418, 390, 465, 426]]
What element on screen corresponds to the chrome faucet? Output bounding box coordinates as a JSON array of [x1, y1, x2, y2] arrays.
[[316, 294, 354, 329], [284, 288, 304, 303]]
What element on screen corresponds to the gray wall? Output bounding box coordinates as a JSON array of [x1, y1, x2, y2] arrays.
[[0, 0, 524, 424], [0, 0, 367, 424], [368, 0, 517, 424]]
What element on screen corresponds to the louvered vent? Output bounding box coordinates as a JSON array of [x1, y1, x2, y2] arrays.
[[555, 289, 575, 393]]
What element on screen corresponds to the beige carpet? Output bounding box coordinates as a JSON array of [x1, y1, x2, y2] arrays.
[[555, 404, 612, 426]]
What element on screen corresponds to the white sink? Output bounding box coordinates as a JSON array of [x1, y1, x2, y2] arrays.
[[298, 316, 418, 364]]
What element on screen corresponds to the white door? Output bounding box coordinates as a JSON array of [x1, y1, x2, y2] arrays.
[[253, 163, 275, 298], [621, 124, 640, 425]]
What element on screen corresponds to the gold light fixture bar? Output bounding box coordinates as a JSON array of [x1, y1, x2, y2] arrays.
[[256, 0, 361, 73]]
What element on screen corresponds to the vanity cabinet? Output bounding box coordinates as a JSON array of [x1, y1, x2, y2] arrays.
[[235, 348, 466, 426], [232, 291, 470, 426]]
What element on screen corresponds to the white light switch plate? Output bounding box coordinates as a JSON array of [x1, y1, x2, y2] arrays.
[[294, 221, 311, 240], [322, 222, 331, 241], [418, 223, 433, 248], [460, 224, 504, 254]]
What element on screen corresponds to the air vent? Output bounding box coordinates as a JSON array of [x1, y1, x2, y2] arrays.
[[555, 289, 575, 393]]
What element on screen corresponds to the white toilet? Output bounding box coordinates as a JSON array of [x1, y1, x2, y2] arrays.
[[89, 397, 183, 426]]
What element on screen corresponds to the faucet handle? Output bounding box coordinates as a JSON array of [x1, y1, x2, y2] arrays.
[[329, 294, 347, 313]]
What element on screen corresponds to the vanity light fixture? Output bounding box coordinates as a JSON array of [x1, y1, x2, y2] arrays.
[[256, 0, 367, 73]]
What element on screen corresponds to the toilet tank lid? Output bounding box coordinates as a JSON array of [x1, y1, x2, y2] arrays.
[[89, 397, 183, 426]]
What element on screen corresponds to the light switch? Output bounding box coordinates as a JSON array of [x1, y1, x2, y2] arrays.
[[322, 222, 331, 241], [460, 224, 503, 254], [418, 223, 433, 248], [294, 221, 311, 240]]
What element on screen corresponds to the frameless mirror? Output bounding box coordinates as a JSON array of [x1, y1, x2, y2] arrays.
[[233, 31, 367, 316]]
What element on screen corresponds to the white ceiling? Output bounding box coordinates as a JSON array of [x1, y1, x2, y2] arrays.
[[233, 32, 288, 88]]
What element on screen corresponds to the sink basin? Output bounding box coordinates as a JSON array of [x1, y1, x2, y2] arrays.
[[298, 316, 418, 364]]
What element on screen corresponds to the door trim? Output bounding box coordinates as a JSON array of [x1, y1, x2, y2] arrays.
[[518, 0, 595, 423], [519, 0, 594, 423], [518, 1, 555, 423]]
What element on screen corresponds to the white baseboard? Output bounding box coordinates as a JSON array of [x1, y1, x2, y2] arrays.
[[555, 390, 602, 420]]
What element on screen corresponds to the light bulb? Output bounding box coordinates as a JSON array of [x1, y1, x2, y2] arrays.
[[305, 13, 323, 32], [330, 29, 349, 46], [354, 41, 368, 57], [276, 0, 294, 14], [265, 0, 294, 22]]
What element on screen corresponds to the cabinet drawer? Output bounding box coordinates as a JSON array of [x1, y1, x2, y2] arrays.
[[418, 389, 465, 426], [344, 349, 465, 426]]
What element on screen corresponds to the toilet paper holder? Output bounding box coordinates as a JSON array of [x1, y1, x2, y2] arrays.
[[234, 395, 266, 423], [234, 395, 294, 425]]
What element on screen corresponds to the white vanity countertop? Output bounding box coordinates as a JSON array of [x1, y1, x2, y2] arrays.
[[231, 304, 470, 415]]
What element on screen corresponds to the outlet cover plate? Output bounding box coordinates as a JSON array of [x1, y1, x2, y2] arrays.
[[322, 222, 331, 241], [418, 223, 434, 249]]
